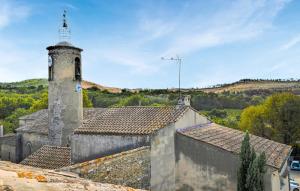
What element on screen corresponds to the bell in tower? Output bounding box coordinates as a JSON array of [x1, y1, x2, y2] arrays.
[[47, 10, 83, 146]]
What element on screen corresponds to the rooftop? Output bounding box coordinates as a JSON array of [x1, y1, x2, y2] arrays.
[[75, 106, 189, 135], [0, 161, 145, 191], [20, 145, 71, 169], [17, 108, 107, 134], [177, 123, 292, 169], [17, 106, 190, 135]]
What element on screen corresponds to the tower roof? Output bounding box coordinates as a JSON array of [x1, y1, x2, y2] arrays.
[[46, 41, 83, 51]]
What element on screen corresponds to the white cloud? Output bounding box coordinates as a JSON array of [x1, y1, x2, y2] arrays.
[[0, 0, 293, 86], [0, 0, 31, 28], [280, 34, 300, 50], [97, 0, 291, 75], [161, 0, 292, 56]]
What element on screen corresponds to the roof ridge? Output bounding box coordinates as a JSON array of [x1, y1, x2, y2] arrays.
[[109, 106, 175, 108]]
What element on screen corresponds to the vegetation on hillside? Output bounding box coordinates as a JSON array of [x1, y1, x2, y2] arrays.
[[240, 92, 300, 145], [201, 109, 242, 129], [0, 78, 300, 150]]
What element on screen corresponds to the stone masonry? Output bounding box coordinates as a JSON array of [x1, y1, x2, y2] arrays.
[[61, 146, 151, 190], [47, 42, 83, 146]]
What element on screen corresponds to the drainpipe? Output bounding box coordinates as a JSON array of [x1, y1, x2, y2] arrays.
[[0, 125, 3, 137]]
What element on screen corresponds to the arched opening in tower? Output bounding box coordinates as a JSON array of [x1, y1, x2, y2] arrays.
[[75, 57, 81, 81]]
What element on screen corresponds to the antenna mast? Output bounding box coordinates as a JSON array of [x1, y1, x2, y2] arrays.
[[59, 10, 71, 42], [161, 55, 182, 101]]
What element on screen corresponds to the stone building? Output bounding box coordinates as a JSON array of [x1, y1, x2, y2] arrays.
[[0, 133, 17, 162], [176, 123, 291, 191], [0, 12, 292, 191], [16, 103, 208, 190]]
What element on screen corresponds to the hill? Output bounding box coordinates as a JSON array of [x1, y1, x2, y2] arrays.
[[3, 78, 300, 94], [0, 79, 122, 93], [200, 79, 300, 94], [81, 80, 122, 93], [0, 79, 48, 88]]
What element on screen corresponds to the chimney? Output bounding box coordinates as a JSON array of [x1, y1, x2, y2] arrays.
[[0, 125, 3, 137], [177, 95, 191, 108]]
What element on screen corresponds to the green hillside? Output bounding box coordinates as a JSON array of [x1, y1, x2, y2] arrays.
[[0, 78, 299, 146], [0, 79, 48, 88]]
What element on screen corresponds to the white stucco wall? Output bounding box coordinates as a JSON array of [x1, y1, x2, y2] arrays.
[[175, 108, 210, 130], [150, 124, 176, 191]]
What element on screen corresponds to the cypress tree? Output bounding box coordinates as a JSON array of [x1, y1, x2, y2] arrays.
[[238, 132, 266, 191], [246, 156, 260, 191], [257, 152, 266, 191], [238, 132, 252, 191]]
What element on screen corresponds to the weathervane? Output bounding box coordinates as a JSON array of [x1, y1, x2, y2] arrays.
[[59, 10, 71, 42], [161, 55, 182, 101]]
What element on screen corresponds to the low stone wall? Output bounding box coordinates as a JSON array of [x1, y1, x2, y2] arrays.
[[62, 146, 151, 190]]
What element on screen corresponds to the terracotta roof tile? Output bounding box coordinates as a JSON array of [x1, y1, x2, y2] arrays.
[[17, 106, 189, 135], [178, 123, 292, 170], [20, 145, 71, 169], [75, 106, 189, 135]]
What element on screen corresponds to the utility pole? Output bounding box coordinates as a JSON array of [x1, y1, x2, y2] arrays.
[[161, 55, 182, 100]]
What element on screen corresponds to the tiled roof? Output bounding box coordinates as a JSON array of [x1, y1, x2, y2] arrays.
[[20, 145, 71, 169], [16, 108, 107, 134], [178, 123, 292, 170], [74, 106, 189, 135], [17, 106, 189, 135]]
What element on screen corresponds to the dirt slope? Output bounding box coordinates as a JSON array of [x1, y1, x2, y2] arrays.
[[201, 81, 300, 93]]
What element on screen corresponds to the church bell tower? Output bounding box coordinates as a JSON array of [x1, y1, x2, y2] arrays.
[[47, 11, 83, 146]]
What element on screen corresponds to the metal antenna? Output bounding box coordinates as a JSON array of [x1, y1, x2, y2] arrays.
[[161, 55, 182, 100], [59, 10, 71, 42]]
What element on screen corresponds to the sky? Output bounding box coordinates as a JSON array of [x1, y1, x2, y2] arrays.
[[0, 0, 300, 88]]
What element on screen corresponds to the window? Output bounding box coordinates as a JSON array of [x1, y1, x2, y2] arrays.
[[48, 56, 54, 81], [25, 142, 32, 157], [75, 57, 81, 81]]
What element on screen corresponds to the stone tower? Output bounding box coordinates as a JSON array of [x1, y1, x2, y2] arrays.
[[46, 11, 83, 146]]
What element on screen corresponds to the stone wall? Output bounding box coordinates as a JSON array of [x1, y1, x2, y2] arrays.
[[0, 134, 16, 162], [150, 124, 176, 191], [149, 108, 209, 191], [71, 134, 150, 163], [47, 45, 83, 146], [62, 147, 150, 190], [18, 132, 48, 161], [175, 133, 276, 191]]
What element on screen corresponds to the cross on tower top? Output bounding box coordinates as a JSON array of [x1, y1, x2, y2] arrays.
[[59, 10, 71, 42]]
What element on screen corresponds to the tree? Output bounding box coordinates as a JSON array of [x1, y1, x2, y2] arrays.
[[239, 105, 270, 138], [83, 90, 93, 108], [2, 108, 31, 133], [246, 156, 260, 191], [239, 92, 300, 145], [30, 92, 48, 112], [257, 153, 266, 191], [245, 152, 266, 191], [238, 132, 252, 191], [114, 94, 151, 107], [238, 132, 266, 191]]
